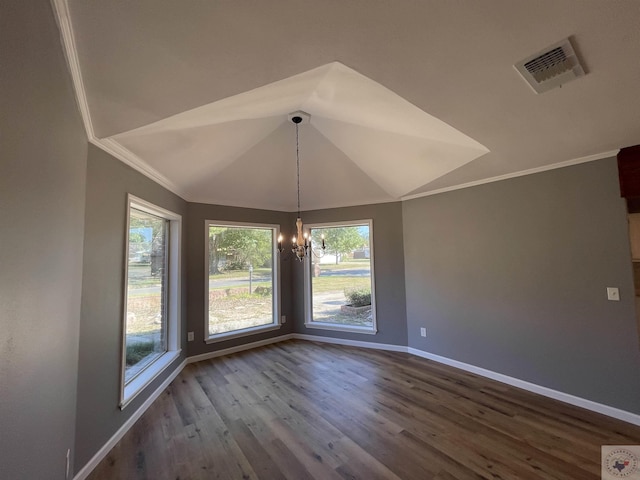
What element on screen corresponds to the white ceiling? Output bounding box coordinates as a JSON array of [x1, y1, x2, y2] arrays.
[[55, 0, 640, 211]]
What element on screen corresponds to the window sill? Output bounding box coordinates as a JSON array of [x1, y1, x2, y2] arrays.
[[120, 350, 181, 409], [206, 323, 281, 344], [304, 322, 377, 335]]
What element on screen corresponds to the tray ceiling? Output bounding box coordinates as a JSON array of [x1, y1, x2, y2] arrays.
[[54, 0, 640, 210]]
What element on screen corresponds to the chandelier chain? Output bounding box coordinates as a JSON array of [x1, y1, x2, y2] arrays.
[[296, 122, 301, 217], [277, 112, 326, 261]]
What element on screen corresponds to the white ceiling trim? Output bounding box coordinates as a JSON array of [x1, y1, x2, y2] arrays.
[[97, 138, 187, 196], [51, 0, 626, 209], [51, 0, 186, 198], [401, 149, 620, 201], [51, 0, 93, 136]]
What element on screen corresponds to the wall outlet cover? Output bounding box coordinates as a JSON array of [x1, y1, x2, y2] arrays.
[[606, 287, 620, 301]]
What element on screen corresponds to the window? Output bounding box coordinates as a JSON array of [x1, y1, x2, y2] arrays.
[[205, 221, 280, 342], [121, 195, 181, 408], [304, 220, 377, 334]]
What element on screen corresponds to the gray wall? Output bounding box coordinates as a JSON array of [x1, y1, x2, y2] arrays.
[[403, 158, 640, 413], [75, 145, 188, 470], [292, 203, 408, 346], [186, 203, 294, 357], [3, 6, 639, 476], [0, 2, 88, 478]]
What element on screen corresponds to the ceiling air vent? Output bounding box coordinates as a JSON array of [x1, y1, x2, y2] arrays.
[[514, 38, 585, 94]]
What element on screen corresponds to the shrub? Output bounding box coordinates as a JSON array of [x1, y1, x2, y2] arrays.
[[253, 286, 272, 296], [126, 340, 155, 366], [224, 260, 246, 271], [345, 288, 371, 307]]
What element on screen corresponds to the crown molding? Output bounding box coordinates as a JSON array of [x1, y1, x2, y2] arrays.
[[52, 0, 187, 198], [52, 0, 620, 208], [51, 0, 94, 137], [401, 149, 620, 201], [94, 138, 186, 197]]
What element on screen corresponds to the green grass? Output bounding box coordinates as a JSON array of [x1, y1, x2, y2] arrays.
[[129, 259, 371, 297], [127, 277, 161, 288], [205, 268, 374, 333], [314, 259, 370, 270], [209, 268, 271, 280], [208, 280, 271, 292], [311, 276, 370, 293], [125, 341, 155, 366]]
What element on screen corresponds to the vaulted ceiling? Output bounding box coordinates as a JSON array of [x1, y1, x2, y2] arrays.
[[55, 0, 640, 211]]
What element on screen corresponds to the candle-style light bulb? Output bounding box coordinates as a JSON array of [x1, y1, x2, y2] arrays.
[[295, 218, 305, 247]]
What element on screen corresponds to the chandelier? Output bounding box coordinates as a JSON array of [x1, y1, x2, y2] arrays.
[[277, 112, 326, 262]]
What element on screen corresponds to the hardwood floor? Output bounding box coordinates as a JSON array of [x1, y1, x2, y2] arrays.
[[88, 340, 640, 479]]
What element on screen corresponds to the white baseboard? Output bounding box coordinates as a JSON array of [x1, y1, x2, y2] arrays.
[[74, 334, 640, 480], [291, 333, 408, 353], [407, 347, 640, 427], [187, 333, 294, 364], [187, 334, 640, 427], [292, 334, 640, 426], [73, 358, 188, 480]]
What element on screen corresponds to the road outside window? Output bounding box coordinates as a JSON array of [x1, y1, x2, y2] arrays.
[[305, 220, 377, 334]]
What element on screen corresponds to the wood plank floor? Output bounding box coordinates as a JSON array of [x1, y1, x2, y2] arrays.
[[88, 340, 640, 479]]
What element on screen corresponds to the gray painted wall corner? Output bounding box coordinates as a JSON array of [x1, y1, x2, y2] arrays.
[[292, 202, 408, 345], [74, 146, 188, 471], [0, 1, 88, 478], [403, 158, 640, 414], [185, 203, 294, 358]]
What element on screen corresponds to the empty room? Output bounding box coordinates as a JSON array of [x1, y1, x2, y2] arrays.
[[3, 1, 640, 479]]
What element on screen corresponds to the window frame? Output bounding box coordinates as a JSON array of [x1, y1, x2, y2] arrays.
[[204, 220, 281, 343], [303, 219, 378, 335], [120, 194, 182, 409]]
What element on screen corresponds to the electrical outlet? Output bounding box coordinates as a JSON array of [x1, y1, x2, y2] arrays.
[[420, 327, 426, 337], [281, 315, 286, 324], [606, 287, 620, 301], [187, 331, 194, 341]]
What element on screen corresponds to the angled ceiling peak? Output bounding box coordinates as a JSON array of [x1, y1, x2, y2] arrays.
[[106, 61, 490, 209], [55, 0, 636, 211]]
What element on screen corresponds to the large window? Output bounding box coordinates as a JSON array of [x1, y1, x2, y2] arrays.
[[304, 220, 377, 334], [121, 195, 181, 408], [205, 221, 280, 342]]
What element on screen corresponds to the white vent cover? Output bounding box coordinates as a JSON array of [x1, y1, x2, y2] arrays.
[[514, 38, 585, 94]]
